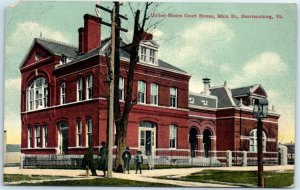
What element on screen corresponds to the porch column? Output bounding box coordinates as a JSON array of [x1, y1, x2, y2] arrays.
[[210, 136, 217, 157], [196, 135, 203, 157]]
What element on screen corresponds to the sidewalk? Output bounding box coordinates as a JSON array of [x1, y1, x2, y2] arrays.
[[4, 165, 294, 187]]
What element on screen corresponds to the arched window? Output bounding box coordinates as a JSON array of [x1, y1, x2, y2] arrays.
[[249, 129, 267, 152], [27, 77, 48, 111]]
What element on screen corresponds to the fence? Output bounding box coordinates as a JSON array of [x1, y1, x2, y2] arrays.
[[21, 150, 279, 169]]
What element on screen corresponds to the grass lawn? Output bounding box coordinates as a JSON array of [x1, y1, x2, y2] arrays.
[[19, 178, 178, 186], [4, 174, 73, 183], [159, 169, 294, 188]]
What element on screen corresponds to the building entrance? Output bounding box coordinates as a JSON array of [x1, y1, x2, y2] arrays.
[[203, 129, 211, 157], [58, 122, 68, 154], [189, 127, 198, 157], [139, 122, 156, 156]]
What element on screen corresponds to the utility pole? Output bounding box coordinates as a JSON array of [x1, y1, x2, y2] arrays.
[[257, 118, 264, 187], [107, 7, 115, 179], [95, 3, 127, 178]]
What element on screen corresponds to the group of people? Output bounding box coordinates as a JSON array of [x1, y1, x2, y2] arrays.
[[82, 142, 144, 177]]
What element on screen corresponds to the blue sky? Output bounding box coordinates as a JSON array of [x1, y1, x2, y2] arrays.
[[3, 1, 297, 144]]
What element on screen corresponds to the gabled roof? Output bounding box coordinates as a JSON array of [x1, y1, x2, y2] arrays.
[[231, 84, 267, 97], [20, 38, 78, 68], [140, 40, 159, 48], [36, 38, 78, 58], [231, 85, 254, 97], [32, 37, 187, 74]]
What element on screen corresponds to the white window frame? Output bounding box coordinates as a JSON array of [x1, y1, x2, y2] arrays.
[[249, 129, 267, 152], [86, 119, 92, 147], [76, 121, 82, 147], [27, 77, 48, 111], [149, 49, 156, 64], [35, 126, 41, 148], [138, 121, 156, 156], [86, 75, 93, 100], [43, 125, 48, 148], [150, 83, 158, 105], [60, 83, 66, 105], [119, 77, 124, 101], [138, 81, 146, 104], [140, 46, 147, 63], [170, 87, 177, 108], [28, 127, 33, 148], [169, 125, 177, 149], [77, 78, 83, 101]]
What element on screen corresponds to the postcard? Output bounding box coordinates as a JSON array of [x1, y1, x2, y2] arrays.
[[3, 1, 296, 188]]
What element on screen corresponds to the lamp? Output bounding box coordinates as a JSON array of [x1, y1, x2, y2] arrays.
[[253, 99, 268, 119], [253, 98, 268, 188]]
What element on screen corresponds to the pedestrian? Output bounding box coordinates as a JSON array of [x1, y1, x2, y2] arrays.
[[98, 141, 108, 177], [135, 150, 143, 174], [148, 154, 154, 170], [82, 146, 97, 176], [122, 146, 131, 174]]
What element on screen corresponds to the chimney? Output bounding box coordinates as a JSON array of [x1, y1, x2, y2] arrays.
[[78, 27, 84, 54], [141, 31, 153, 41], [83, 14, 101, 53], [202, 77, 211, 95]]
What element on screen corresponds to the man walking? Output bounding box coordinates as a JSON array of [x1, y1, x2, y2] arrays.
[[98, 141, 108, 177], [122, 146, 131, 174], [82, 146, 97, 176]]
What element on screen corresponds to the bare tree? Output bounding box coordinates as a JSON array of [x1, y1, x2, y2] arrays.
[[112, 2, 159, 172]]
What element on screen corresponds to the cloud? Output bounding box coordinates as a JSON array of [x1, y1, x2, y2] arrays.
[[152, 29, 164, 40], [174, 20, 234, 66], [189, 78, 204, 93], [5, 78, 21, 90], [6, 21, 70, 59], [229, 52, 286, 87]]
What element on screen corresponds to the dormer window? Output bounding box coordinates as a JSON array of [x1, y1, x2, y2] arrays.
[[60, 54, 69, 65], [139, 40, 159, 65]]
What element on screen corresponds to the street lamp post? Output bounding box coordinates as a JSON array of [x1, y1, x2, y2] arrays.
[[253, 98, 268, 188]]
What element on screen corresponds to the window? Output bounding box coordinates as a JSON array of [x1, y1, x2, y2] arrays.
[[86, 75, 93, 99], [86, 119, 92, 147], [150, 49, 156, 64], [43, 125, 48, 147], [140, 130, 145, 146], [141, 47, 147, 62], [59, 54, 69, 65], [77, 78, 83, 101], [35, 126, 41, 148], [189, 97, 194, 104], [170, 87, 177, 108], [60, 83, 66, 104], [169, 125, 177, 148], [150, 83, 158, 105], [138, 81, 146, 104], [27, 77, 48, 111], [249, 129, 267, 152], [28, 127, 33, 148], [76, 121, 82, 146], [35, 53, 41, 61], [119, 77, 124, 101]]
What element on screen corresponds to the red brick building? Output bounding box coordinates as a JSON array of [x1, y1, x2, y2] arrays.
[[19, 14, 279, 158]]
